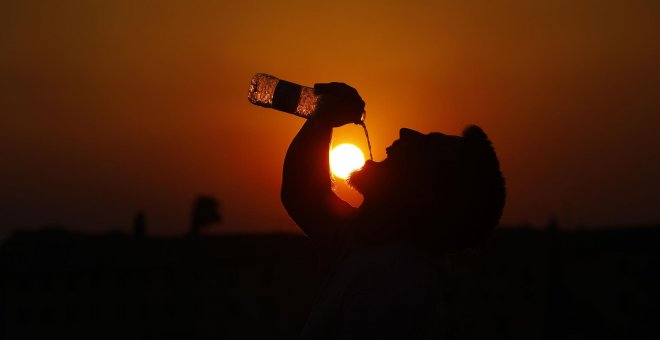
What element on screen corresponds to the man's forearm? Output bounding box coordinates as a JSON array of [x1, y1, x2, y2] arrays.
[[282, 119, 333, 198], [281, 119, 355, 240]]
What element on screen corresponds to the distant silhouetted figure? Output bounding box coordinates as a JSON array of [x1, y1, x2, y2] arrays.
[[189, 195, 221, 235], [133, 211, 146, 238], [281, 83, 505, 339]]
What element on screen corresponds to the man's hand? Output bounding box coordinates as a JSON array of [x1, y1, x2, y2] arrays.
[[313, 82, 365, 128]]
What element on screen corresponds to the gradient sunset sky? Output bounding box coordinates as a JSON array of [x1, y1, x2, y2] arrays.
[[1, 0, 658, 237]]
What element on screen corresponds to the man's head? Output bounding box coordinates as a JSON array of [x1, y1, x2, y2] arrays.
[[348, 125, 505, 253]]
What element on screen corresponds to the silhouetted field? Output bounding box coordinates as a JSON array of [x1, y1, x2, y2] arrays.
[[1, 225, 658, 339]]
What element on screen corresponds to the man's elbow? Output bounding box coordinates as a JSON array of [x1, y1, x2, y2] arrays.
[[280, 188, 295, 214], [281, 189, 316, 237], [281, 186, 308, 221]]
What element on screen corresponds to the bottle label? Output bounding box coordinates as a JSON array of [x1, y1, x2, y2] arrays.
[[272, 80, 303, 114]]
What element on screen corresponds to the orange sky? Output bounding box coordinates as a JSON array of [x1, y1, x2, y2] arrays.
[[1, 0, 659, 237]]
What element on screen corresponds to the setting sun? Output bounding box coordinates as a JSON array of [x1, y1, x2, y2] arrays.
[[330, 144, 366, 179]]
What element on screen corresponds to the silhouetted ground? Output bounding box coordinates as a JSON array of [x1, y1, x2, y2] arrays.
[[1, 225, 658, 339]]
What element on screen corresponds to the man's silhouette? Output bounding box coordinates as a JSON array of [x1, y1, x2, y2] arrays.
[[282, 83, 505, 339]]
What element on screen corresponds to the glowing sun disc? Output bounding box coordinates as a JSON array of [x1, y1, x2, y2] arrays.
[[330, 144, 365, 179]]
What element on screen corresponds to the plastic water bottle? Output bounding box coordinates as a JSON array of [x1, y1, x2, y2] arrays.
[[247, 73, 373, 160], [248, 73, 320, 118]]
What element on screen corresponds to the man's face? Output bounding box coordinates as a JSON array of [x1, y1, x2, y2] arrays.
[[348, 128, 427, 197], [348, 128, 463, 200]]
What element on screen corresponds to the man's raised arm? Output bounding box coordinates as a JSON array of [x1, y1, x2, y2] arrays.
[[280, 83, 365, 243]]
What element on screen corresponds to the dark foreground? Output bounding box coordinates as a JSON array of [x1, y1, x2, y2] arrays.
[[1, 225, 658, 339]]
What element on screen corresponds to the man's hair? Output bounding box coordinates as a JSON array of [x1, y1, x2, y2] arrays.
[[408, 126, 506, 254]]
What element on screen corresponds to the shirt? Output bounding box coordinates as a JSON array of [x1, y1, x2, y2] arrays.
[[299, 240, 442, 340]]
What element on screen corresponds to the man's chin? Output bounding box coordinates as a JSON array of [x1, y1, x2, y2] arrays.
[[348, 158, 382, 195], [347, 170, 367, 194]]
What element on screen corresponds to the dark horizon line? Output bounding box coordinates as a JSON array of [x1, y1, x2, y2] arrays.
[[3, 221, 659, 239]]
